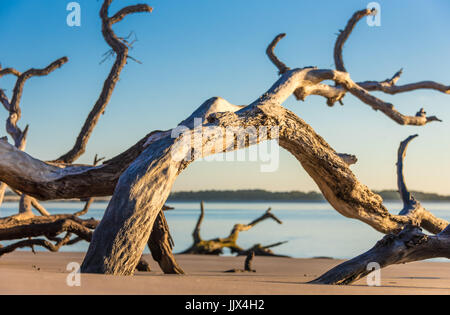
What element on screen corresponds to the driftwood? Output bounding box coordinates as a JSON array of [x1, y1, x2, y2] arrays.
[[225, 251, 256, 273], [238, 241, 289, 257], [181, 201, 285, 255], [148, 210, 185, 274], [310, 135, 450, 285], [0, 0, 181, 274], [0, 207, 152, 272], [0, 57, 66, 215], [54, 1, 152, 164], [0, 4, 448, 278]]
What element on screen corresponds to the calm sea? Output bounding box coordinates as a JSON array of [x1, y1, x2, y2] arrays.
[[2, 201, 450, 260]]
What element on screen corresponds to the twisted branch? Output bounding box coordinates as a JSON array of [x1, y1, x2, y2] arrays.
[[55, 0, 152, 163], [0, 58, 67, 212], [266, 8, 449, 121], [311, 135, 449, 285], [334, 8, 375, 72], [266, 33, 290, 75]]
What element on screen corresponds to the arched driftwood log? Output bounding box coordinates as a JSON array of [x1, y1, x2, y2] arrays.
[[0, 6, 449, 277], [80, 69, 449, 274]]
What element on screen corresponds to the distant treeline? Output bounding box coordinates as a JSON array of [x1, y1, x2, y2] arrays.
[[3, 189, 450, 203], [167, 189, 450, 202]]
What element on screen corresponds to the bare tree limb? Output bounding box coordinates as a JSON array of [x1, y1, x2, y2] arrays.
[[109, 4, 153, 24], [0, 58, 66, 211], [0, 67, 21, 78], [7, 187, 50, 217], [265, 36, 445, 122], [192, 200, 205, 244], [9, 58, 68, 129], [266, 33, 290, 75], [55, 0, 152, 163], [361, 79, 450, 95], [0, 215, 95, 243], [334, 8, 449, 95], [334, 8, 375, 72], [310, 134, 449, 285], [310, 225, 450, 285], [73, 198, 94, 217], [397, 134, 418, 209], [0, 232, 73, 256], [238, 241, 289, 257], [307, 69, 442, 126]]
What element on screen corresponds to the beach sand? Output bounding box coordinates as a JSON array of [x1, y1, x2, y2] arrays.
[[0, 252, 449, 295]]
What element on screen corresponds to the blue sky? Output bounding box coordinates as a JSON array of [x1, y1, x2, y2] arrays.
[[0, 0, 450, 194]]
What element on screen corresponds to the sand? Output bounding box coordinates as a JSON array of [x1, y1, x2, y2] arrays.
[[0, 252, 449, 295]]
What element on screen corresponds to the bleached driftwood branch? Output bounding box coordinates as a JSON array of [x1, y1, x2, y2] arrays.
[[268, 35, 445, 125], [310, 225, 450, 285], [0, 58, 67, 214], [55, 0, 152, 163], [311, 135, 449, 285]]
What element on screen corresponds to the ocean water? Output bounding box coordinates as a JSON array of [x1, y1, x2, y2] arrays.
[[2, 201, 450, 260]]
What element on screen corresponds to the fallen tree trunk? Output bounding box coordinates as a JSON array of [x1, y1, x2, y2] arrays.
[[310, 225, 450, 285]]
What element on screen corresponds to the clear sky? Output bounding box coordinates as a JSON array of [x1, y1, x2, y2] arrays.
[[1, 0, 449, 194]]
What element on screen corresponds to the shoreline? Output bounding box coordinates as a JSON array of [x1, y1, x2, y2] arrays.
[[3, 199, 450, 203]]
